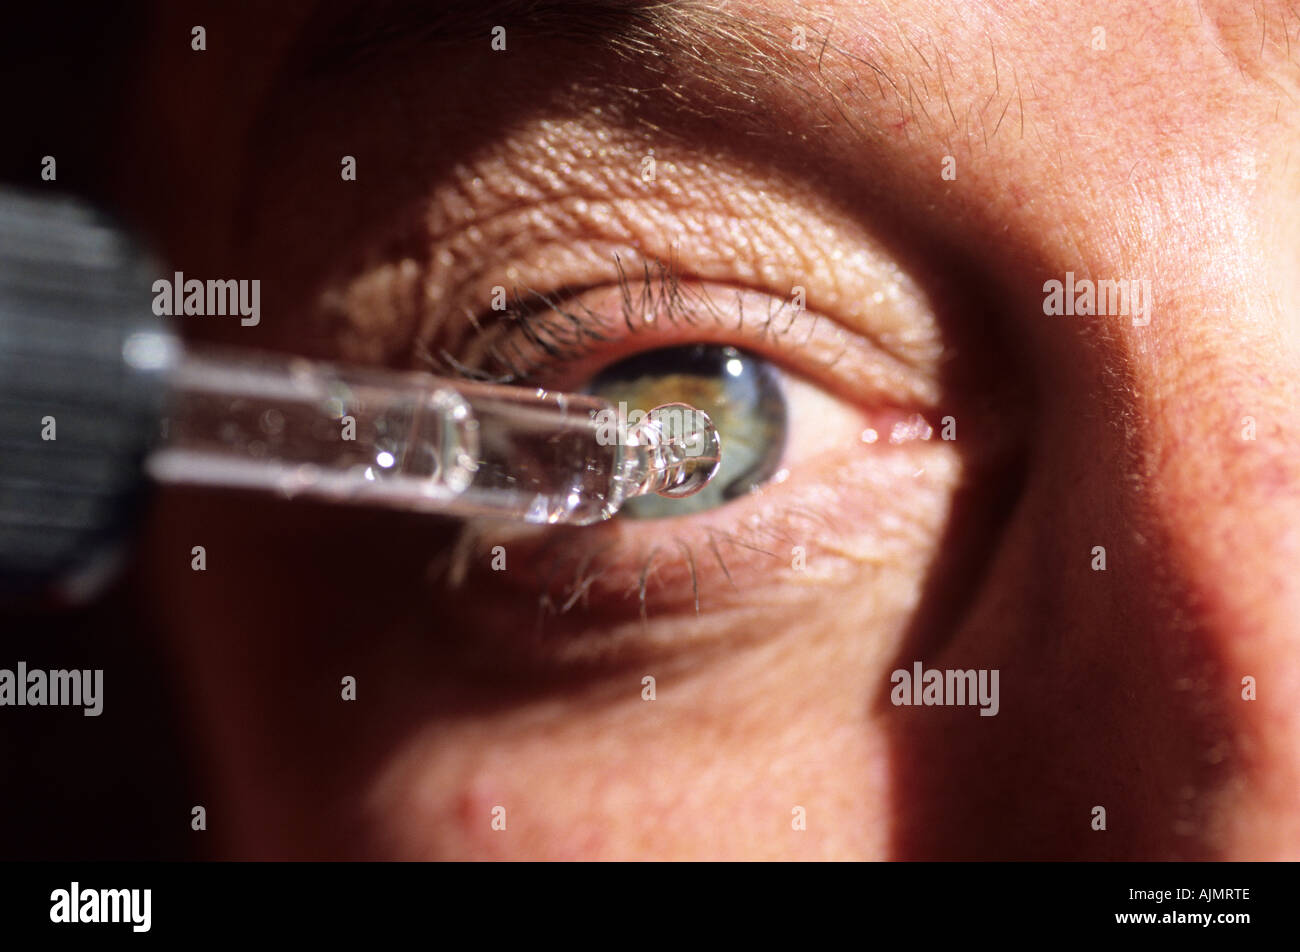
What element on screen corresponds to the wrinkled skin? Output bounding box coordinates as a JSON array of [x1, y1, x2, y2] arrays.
[[117, 0, 1300, 858]]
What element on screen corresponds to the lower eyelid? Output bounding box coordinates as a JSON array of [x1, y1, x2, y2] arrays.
[[435, 414, 956, 664]]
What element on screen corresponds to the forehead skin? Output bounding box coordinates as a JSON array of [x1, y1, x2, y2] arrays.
[[123, 0, 1300, 858]]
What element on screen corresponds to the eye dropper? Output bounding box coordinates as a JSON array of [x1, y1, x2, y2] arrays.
[[0, 187, 721, 596], [144, 340, 723, 526]]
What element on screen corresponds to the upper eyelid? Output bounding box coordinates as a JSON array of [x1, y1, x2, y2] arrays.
[[431, 256, 942, 410], [311, 113, 948, 378]]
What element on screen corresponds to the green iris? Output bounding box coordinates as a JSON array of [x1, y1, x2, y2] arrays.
[[587, 344, 787, 519]]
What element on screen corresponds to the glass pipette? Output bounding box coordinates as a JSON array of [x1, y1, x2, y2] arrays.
[[133, 336, 723, 525]]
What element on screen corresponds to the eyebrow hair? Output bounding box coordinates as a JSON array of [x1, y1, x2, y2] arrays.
[[288, 0, 849, 138], [295, 0, 705, 74], [286, 0, 1019, 172]]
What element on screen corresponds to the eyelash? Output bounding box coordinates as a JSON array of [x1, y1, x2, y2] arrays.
[[421, 253, 829, 389], [439, 497, 819, 640]]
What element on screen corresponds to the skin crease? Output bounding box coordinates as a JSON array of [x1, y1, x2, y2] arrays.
[[113, 0, 1300, 858]]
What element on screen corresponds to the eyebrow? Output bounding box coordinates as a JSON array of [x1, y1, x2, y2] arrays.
[[293, 0, 702, 75], [287, 0, 852, 142]]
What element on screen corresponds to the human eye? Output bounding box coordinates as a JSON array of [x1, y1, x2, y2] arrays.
[[447, 257, 939, 528], [403, 239, 977, 662]]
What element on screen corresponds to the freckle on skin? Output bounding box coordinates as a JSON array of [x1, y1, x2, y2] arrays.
[[451, 770, 510, 853]]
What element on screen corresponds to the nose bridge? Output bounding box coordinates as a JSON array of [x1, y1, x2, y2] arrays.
[[940, 175, 1300, 858], [1149, 371, 1300, 853], [1126, 318, 1300, 856]]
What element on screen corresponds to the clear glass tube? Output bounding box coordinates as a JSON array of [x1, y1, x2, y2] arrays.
[[138, 341, 722, 525]]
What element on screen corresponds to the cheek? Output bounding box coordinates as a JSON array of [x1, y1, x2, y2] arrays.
[[144, 391, 971, 860], [365, 611, 906, 860], [353, 445, 962, 860]]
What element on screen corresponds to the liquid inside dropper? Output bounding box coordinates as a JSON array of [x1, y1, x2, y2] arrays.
[[148, 344, 724, 525], [617, 402, 723, 502]]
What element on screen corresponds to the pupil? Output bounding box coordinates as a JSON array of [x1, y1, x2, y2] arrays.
[[586, 344, 787, 519]]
